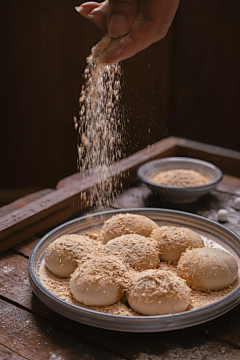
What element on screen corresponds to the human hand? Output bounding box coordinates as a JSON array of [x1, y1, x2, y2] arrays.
[[76, 0, 180, 64]]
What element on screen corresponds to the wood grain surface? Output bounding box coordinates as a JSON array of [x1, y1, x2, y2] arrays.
[[1, 138, 240, 359], [1, 248, 240, 359]]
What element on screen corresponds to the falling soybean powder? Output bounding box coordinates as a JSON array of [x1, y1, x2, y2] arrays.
[[74, 37, 125, 209]]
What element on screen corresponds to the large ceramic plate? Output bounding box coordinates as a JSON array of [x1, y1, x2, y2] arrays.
[[29, 208, 240, 332]]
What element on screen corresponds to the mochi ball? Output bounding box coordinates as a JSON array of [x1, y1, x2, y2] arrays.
[[102, 213, 158, 243], [126, 269, 191, 315], [70, 255, 128, 306], [151, 226, 204, 263], [104, 234, 160, 271], [177, 247, 238, 291], [44, 234, 96, 277]]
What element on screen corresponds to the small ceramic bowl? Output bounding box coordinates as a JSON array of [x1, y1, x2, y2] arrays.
[[137, 157, 223, 204]]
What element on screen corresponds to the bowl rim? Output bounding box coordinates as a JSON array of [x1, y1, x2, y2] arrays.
[[137, 157, 223, 190]]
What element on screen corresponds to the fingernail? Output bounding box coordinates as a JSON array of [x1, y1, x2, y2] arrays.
[[108, 15, 130, 38], [75, 6, 84, 13], [90, 8, 104, 16]]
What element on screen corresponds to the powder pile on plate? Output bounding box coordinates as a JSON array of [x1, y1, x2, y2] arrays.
[[151, 169, 209, 187]]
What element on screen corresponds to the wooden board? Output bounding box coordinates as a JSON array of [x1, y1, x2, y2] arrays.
[[0, 299, 124, 360], [1, 136, 240, 253], [0, 137, 179, 253]]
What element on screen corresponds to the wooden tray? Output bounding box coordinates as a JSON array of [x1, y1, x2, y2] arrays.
[[1, 136, 240, 253]]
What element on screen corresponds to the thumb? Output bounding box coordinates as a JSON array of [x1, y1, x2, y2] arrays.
[[107, 0, 139, 38]]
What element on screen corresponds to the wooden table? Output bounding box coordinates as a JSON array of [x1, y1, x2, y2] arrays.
[[1, 137, 240, 359]]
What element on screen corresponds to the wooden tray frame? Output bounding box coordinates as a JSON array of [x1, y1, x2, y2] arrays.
[[1, 136, 240, 253]]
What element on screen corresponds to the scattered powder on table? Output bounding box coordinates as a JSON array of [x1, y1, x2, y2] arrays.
[[151, 169, 209, 187], [73, 48, 125, 209]]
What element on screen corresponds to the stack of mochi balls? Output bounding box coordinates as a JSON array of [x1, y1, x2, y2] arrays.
[[44, 213, 238, 316]]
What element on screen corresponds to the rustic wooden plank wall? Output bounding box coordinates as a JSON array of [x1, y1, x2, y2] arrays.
[[1, 0, 240, 205], [171, 0, 240, 151]]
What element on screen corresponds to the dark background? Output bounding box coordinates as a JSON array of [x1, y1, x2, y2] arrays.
[[1, 0, 240, 206]]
